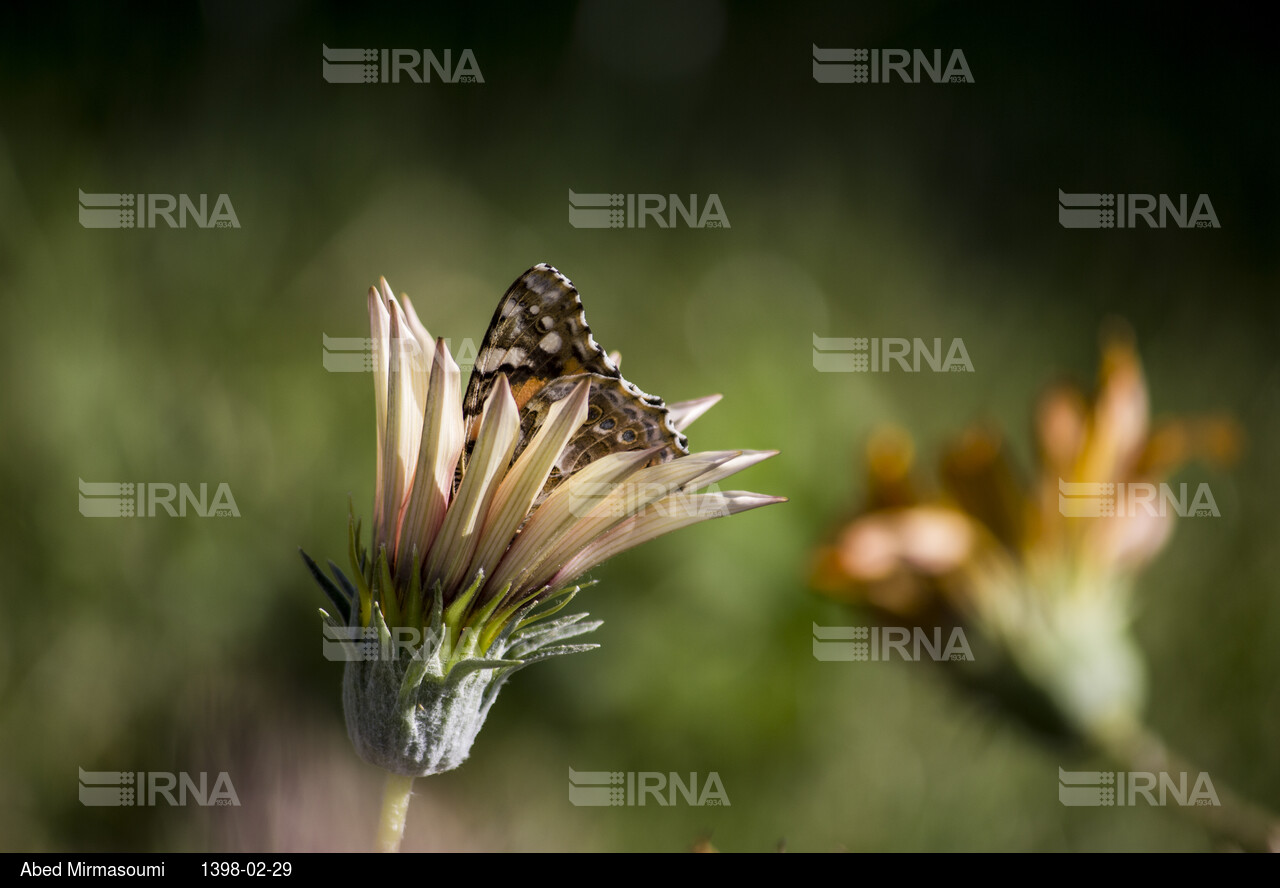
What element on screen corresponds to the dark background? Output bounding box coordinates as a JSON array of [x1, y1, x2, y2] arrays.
[[1, 2, 1276, 851]]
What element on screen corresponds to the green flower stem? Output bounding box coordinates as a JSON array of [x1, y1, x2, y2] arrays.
[[1093, 721, 1280, 853], [375, 772, 416, 852]]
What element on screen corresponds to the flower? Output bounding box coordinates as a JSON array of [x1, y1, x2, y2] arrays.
[[812, 325, 1240, 742], [304, 269, 783, 779]]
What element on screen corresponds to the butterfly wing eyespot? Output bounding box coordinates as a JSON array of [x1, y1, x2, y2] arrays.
[[459, 264, 688, 498], [517, 373, 688, 496]]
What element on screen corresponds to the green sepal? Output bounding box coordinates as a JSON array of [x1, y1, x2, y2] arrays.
[[444, 658, 523, 685], [507, 614, 603, 660], [376, 544, 402, 628], [443, 570, 485, 631], [403, 545, 424, 631], [515, 581, 594, 632], [348, 507, 373, 627], [300, 548, 352, 625]]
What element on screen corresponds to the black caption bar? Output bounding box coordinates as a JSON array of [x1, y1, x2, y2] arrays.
[[10, 854, 381, 879]]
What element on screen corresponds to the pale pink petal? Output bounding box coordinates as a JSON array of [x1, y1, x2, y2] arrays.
[[368, 286, 391, 542], [680, 449, 776, 488], [549, 492, 786, 587], [396, 338, 463, 574], [513, 450, 742, 597], [895, 507, 977, 575], [486, 446, 661, 597], [835, 517, 902, 581], [399, 291, 434, 357], [377, 300, 416, 551], [467, 379, 592, 590], [666, 394, 722, 433], [424, 374, 520, 595]]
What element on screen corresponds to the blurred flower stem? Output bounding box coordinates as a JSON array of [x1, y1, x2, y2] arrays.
[[376, 773, 415, 853], [1094, 721, 1280, 853]]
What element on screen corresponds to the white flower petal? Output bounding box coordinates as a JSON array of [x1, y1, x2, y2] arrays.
[[399, 291, 433, 355], [666, 394, 722, 432], [511, 450, 741, 598], [368, 286, 391, 542], [388, 296, 430, 464], [378, 299, 425, 552], [486, 446, 660, 597], [466, 378, 592, 589], [424, 374, 521, 595], [549, 491, 787, 587], [396, 338, 463, 573], [683, 449, 777, 488]]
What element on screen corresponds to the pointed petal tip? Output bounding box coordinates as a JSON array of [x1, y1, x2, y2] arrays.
[[368, 284, 391, 330], [560, 376, 594, 413], [674, 449, 779, 489], [734, 449, 780, 465], [713, 492, 788, 513], [400, 295, 433, 348], [740, 493, 788, 506], [685, 448, 746, 461], [667, 393, 723, 432], [674, 450, 745, 476]]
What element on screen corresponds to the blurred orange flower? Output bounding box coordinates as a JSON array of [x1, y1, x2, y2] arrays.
[[812, 325, 1241, 741]]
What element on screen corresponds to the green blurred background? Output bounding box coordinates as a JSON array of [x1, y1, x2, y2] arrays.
[[1, 2, 1277, 851]]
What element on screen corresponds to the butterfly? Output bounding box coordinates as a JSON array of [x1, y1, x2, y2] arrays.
[[459, 263, 689, 496]]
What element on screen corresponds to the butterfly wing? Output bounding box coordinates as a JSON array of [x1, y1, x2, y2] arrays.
[[462, 264, 615, 430], [461, 264, 688, 494], [518, 373, 685, 490]]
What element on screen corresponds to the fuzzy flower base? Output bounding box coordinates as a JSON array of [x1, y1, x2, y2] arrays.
[[309, 551, 601, 777]]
